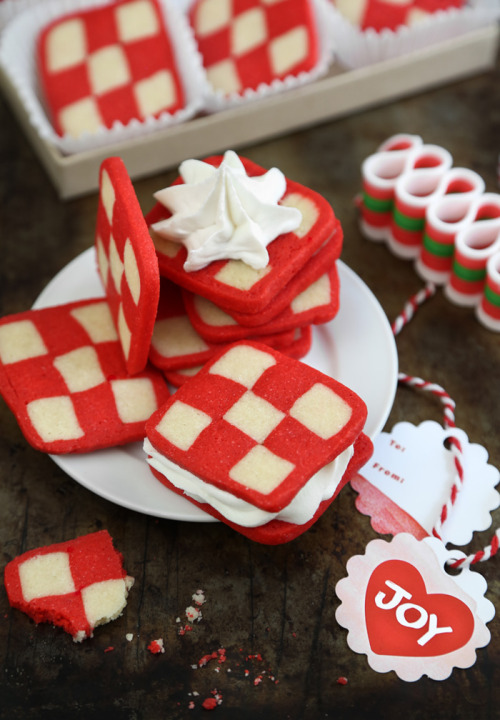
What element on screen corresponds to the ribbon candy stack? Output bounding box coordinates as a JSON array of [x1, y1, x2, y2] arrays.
[[359, 134, 500, 331]]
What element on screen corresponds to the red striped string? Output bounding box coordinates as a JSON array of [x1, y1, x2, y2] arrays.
[[391, 283, 436, 336], [392, 283, 499, 568], [396, 373, 463, 542]]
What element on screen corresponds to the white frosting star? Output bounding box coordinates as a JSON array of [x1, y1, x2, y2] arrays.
[[152, 150, 302, 272]]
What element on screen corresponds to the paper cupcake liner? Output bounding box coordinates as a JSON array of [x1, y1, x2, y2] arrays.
[[328, 1, 500, 70], [0, 0, 208, 155], [185, 0, 336, 114], [0, 0, 42, 32]]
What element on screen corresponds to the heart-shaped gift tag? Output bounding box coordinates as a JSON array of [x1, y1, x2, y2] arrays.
[[365, 559, 474, 657], [335, 534, 494, 681]]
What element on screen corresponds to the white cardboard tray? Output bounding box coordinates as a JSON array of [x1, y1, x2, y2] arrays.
[[0, 24, 498, 199]]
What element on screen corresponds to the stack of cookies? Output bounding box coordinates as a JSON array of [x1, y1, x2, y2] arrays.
[[0, 151, 372, 543], [145, 151, 343, 384]]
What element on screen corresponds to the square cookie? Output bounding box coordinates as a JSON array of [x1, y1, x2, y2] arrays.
[[0, 298, 169, 453], [95, 156, 160, 375], [38, 0, 187, 137], [149, 278, 305, 372], [147, 154, 340, 314], [189, 0, 319, 95], [183, 265, 339, 343], [145, 341, 371, 542]]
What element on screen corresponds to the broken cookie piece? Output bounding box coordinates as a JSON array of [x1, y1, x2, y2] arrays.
[[4, 530, 134, 642]]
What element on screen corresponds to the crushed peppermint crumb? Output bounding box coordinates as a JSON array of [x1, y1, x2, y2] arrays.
[[148, 638, 165, 654], [202, 698, 217, 711], [192, 589, 206, 606], [125, 633, 134, 642], [201, 689, 223, 710], [188, 646, 279, 709], [199, 648, 226, 668], [179, 589, 206, 635], [337, 676, 348, 685], [186, 606, 202, 623], [104, 646, 114, 653]]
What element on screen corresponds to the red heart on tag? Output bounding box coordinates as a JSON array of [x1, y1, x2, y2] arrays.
[[365, 560, 475, 657]]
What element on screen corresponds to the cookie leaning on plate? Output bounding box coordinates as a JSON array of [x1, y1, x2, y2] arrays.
[[144, 341, 373, 544], [95, 156, 160, 376]]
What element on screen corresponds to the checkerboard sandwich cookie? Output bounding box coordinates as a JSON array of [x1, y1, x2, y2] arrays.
[[144, 341, 373, 544], [4, 531, 134, 641], [147, 150, 342, 322], [144, 150, 342, 381]]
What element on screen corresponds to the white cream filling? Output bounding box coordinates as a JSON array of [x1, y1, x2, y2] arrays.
[[144, 438, 354, 527], [152, 151, 302, 272]]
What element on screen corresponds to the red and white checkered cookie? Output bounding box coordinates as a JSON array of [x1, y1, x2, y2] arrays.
[[221, 233, 341, 327], [147, 155, 340, 314], [333, 0, 465, 32], [146, 340, 368, 514], [163, 326, 312, 387], [0, 298, 169, 454], [149, 276, 222, 371], [183, 265, 339, 343], [38, 0, 186, 137], [4, 530, 133, 641], [150, 277, 303, 372], [95, 156, 160, 376], [189, 0, 319, 95]]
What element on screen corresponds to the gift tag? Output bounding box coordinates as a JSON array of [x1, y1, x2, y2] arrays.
[[351, 421, 500, 545], [335, 534, 495, 682]]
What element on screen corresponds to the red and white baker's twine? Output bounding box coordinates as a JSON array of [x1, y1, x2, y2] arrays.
[[392, 283, 499, 568], [390, 283, 437, 337]]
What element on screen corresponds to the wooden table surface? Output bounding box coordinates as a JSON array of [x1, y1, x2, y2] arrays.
[[1, 47, 500, 720]]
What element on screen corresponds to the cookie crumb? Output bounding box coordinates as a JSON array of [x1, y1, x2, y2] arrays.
[[186, 605, 202, 623], [202, 689, 223, 710], [192, 589, 206, 606], [202, 698, 217, 710], [148, 638, 165, 654]]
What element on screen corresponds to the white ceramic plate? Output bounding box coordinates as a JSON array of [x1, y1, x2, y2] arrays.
[[32, 248, 398, 520]]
